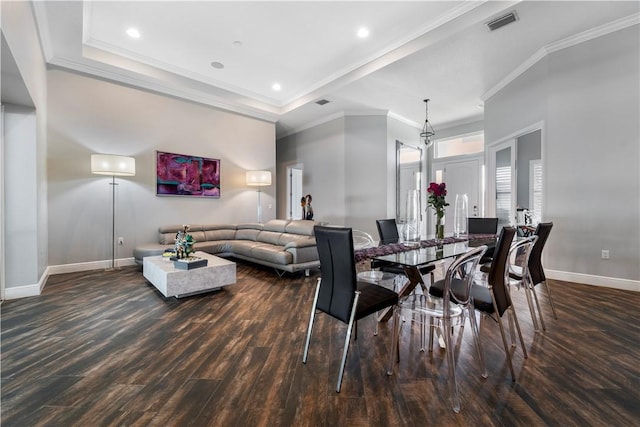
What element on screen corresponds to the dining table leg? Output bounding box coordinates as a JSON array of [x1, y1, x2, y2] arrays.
[[378, 266, 425, 322]]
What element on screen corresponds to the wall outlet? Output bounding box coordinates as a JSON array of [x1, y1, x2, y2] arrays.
[[118, 237, 125, 246], [601, 249, 610, 260]]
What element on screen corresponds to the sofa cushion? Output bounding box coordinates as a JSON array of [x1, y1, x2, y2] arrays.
[[236, 229, 260, 241], [204, 228, 237, 241], [257, 230, 283, 245], [194, 240, 233, 254], [285, 220, 316, 236], [229, 240, 260, 257], [251, 244, 292, 265], [278, 233, 314, 247], [262, 219, 290, 232]]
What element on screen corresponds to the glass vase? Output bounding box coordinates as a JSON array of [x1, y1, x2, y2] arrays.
[[404, 189, 421, 246], [454, 193, 468, 237], [435, 213, 445, 241]]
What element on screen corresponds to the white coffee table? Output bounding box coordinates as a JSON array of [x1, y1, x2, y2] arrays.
[[143, 251, 236, 298]]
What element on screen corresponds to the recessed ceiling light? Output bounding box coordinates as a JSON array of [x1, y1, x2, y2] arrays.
[[126, 27, 141, 39], [272, 83, 282, 91], [233, 40, 243, 48], [357, 27, 369, 39], [210, 61, 225, 69]]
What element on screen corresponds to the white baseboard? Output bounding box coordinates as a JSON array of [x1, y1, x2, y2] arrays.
[[3, 258, 137, 300], [47, 257, 137, 275], [547, 269, 640, 292]]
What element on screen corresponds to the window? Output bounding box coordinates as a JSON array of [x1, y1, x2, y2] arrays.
[[529, 160, 542, 224], [496, 165, 512, 227], [435, 132, 484, 159]]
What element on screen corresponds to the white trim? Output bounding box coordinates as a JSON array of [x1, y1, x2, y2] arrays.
[[482, 13, 640, 101], [3, 266, 50, 300], [387, 111, 421, 129], [4, 283, 41, 300], [278, 109, 394, 140], [47, 257, 137, 275], [547, 270, 640, 293], [0, 105, 4, 301], [30, 1, 55, 62]]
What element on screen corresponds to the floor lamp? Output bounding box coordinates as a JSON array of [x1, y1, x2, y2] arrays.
[[91, 154, 136, 270], [246, 170, 272, 223]]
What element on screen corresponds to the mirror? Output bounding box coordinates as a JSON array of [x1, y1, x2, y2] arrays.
[[396, 140, 423, 230]]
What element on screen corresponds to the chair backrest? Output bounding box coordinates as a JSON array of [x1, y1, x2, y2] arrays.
[[352, 229, 375, 249], [468, 217, 499, 235], [487, 226, 516, 317], [528, 222, 553, 285], [313, 226, 358, 323], [508, 235, 538, 280], [376, 219, 400, 244], [443, 245, 488, 307]]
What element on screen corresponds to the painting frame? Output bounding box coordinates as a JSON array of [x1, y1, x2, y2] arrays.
[[156, 150, 221, 198]]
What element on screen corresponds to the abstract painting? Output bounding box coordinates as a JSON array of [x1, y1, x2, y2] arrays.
[[156, 151, 220, 198]]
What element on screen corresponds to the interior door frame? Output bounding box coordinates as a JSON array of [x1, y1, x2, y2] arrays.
[[485, 121, 546, 224], [286, 165, 303, 219]]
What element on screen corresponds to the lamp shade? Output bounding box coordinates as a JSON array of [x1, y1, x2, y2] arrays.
[[246, 170, 272, 186], [91, 154, 136, 176]]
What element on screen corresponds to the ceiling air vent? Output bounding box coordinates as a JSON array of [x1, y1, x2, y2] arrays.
[[315, 99, 330, 106], [486, 11, 518, 31]]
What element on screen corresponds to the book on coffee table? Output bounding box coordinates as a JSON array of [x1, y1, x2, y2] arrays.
[[172, 257, 208, 270]]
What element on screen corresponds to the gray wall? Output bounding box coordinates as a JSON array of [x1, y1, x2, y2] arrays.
[[276, 117, 346, 227], [276, 114, 420, 237], [2, 0, 49, 291], [47, 70, 276, 266], [485, 25, 639, 282]]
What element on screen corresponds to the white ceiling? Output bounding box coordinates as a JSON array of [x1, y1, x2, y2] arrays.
[[32, 1, 639, 139]]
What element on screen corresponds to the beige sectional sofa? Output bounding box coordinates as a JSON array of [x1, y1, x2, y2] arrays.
[[134, 219, 320, 274]]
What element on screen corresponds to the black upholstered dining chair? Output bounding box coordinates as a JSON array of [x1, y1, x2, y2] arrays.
[[468, 217, 499, 263], [468, 217, 499, 234], [388, 245, 488, 413], [468, 226, 528, 381], [376, 218, 401, 244], [509, 222, 556, 330], [302, 226, 399, 392], [375, 219, 435, 285]]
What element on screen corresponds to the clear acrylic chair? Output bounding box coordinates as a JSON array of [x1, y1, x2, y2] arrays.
[[387, 245, 488, 413]]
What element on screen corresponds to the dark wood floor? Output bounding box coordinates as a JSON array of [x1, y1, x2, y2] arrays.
[[1, 261, 639, 426]]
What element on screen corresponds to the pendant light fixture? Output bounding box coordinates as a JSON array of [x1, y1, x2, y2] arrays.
[[420, 98, 436, 148]]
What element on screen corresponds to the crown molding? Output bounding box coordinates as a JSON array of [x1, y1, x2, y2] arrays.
[[482, 13, 640, 101], [30, 0, 54, 62]]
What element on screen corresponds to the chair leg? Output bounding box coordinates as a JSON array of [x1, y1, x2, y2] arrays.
[[510, 306, 528, 359], [491, 292, 517, 381], [302, 278, 322, 364], [336, 291, 360, 393], [542, 280, 558, 320], [468, 307, 487, 379], [522, 277, 540, 332], [387, 305, 400, 376], [529, 280, 546, 331], [495, 313, 516, 381], [443, 315, 461, 413]]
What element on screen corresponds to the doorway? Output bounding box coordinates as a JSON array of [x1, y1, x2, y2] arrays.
[[287, 166, 303, 219]]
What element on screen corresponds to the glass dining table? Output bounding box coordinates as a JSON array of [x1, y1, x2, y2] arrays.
[[358, 235, 496, 321]]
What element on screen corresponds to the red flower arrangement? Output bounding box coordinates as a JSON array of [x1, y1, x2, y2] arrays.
[[427, 182, 449, 219], [427, 182, 449, 240]]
